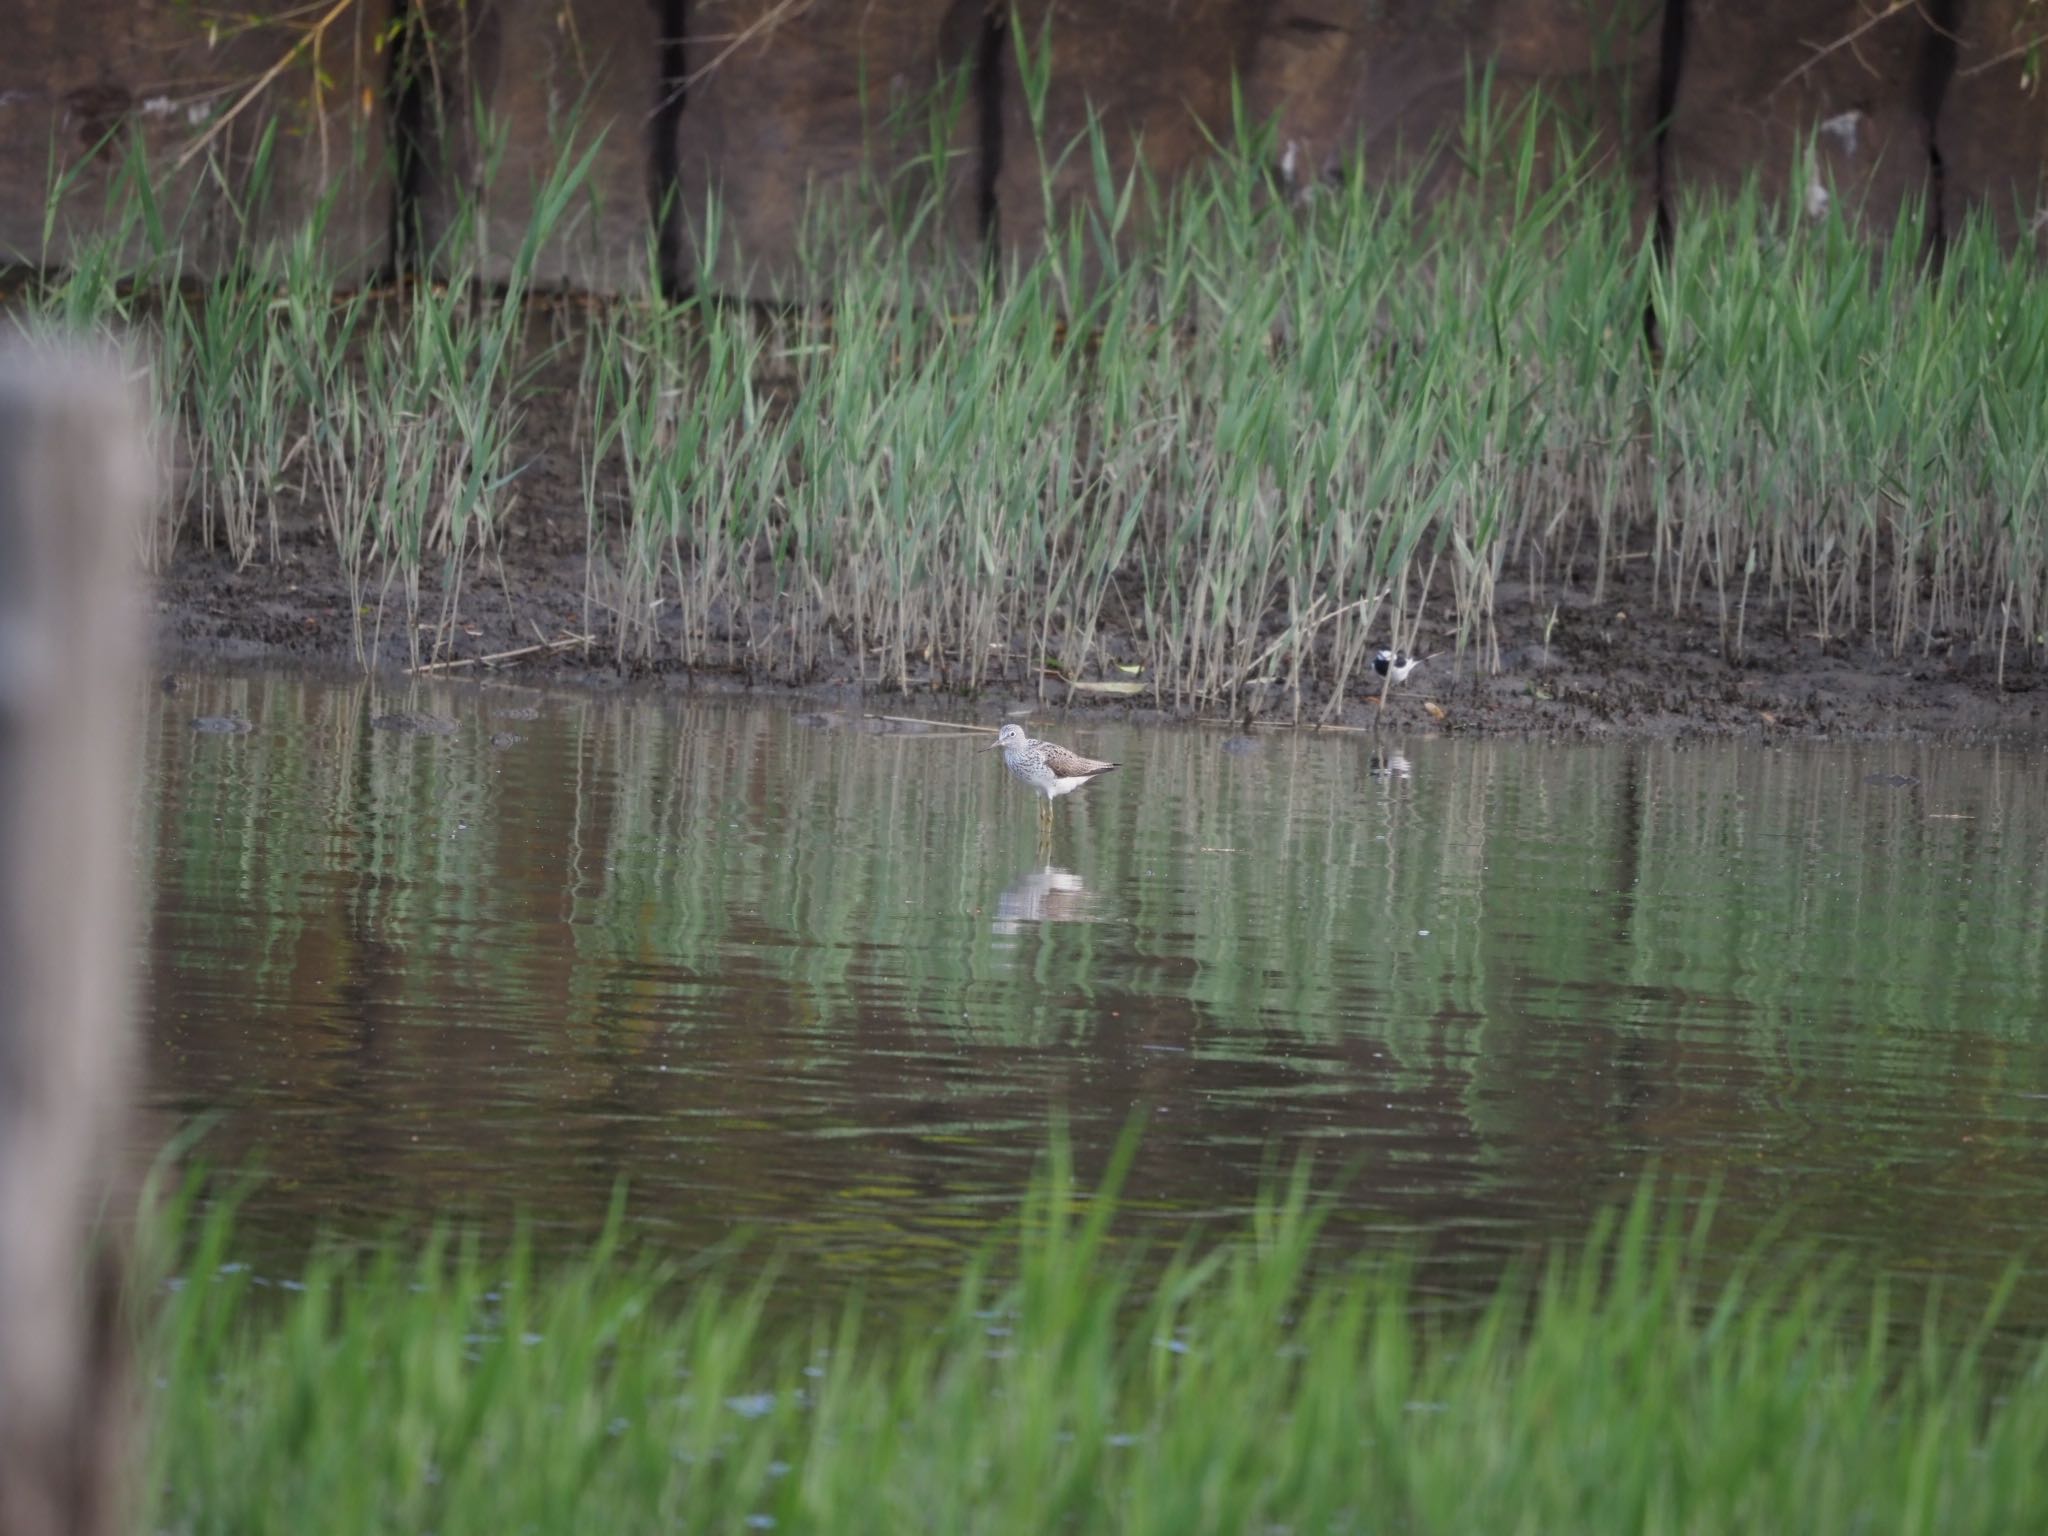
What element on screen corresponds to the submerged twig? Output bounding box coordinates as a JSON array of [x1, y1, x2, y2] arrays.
[[866, 713, 996, 733], [1196, 717, 1378, 735], [409, 633, 594, 674]]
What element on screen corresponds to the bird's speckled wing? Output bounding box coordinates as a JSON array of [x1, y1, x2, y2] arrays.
[[1039, 740, 1116, 778]]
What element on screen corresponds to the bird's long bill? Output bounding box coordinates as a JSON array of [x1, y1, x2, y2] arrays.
[[979, 738, 1002, 751]]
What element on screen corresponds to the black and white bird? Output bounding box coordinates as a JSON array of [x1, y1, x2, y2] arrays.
[[1372, 648, 1433, 685]]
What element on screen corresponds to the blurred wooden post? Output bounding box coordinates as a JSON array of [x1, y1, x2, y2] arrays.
[[0, 345, 152, 1536]]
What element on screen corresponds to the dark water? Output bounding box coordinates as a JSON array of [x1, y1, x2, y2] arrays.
[[141, 671, 2048, 1318]]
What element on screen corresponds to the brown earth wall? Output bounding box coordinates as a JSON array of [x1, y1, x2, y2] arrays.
[[1, 1, 2043, 291], [1, 0, 390, 277]]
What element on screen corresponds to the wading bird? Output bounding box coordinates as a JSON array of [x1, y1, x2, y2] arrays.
[[1373, 648, 1433, 685], [986, 723, 1117, 838]]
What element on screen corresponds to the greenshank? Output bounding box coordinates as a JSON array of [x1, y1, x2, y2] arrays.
[[986, 723, 1117, 836]]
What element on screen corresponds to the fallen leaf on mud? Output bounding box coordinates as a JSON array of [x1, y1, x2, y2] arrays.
[[1760, 711, 1778, 725], [1422, 700, 1447, 720], [1065, 678, 1145, 696]]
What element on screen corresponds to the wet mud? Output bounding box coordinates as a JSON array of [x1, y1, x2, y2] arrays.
[[153, 531, 2046, 742]]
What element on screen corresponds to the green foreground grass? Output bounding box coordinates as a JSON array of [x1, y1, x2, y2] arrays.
[[13, 86, 2048, 703], [148, 1155, 2048, 1534]]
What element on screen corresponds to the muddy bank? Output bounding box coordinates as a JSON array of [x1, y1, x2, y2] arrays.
[[152, 529, 2046, 742]]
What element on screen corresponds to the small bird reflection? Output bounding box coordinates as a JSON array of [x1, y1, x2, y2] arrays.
[[992, 864, 1097, 936], [1369, 750, 1413, 781]]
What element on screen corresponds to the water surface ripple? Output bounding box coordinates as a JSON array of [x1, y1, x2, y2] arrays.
[[143, 672, 2048, 1318]]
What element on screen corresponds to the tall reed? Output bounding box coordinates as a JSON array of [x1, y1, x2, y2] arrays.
[[12, 80, 2046, 702]]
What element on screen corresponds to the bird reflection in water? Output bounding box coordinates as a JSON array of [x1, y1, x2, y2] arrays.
[[991, 864, 1098, 937]]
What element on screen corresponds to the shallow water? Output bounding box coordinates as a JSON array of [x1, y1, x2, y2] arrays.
[[141, 670, 2048, 1318]]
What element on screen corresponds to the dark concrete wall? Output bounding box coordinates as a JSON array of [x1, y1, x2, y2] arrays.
[[1, 0, 2041, 292], [1666, 1, 1944, 238], [674, 0, 974, 295], [404, 0, 666, 291], [0, 0, 390, 277], [1945, 0, 2048, 257]]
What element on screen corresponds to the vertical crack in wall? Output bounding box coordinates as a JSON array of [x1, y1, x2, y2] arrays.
[[1644, 0, 1688, 362], [653, 0, 691, 297], [1918, 0, 1963, 266], [384, 0, 434, 280], [974, 2, 1008, 261]]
